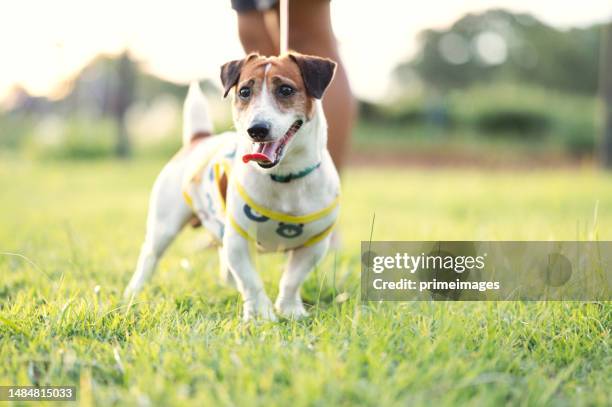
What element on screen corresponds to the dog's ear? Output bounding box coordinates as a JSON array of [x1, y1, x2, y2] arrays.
[[220, 59, 244, 98], [220, 53, 259, 98], [289, 53, 337, 99]]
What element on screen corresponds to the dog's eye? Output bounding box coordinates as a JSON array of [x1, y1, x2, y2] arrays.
[[277, 85, 295, 97], [238, 87, 251, 100]]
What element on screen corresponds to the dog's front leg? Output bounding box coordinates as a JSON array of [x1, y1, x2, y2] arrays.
[[223, 228, 276, 321], [275, 238, 330, 319]]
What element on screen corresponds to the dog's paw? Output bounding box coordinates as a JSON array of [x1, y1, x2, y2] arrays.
[[275, 298, 309, 319], [122, 285, 139, 300], [243, 294, 277, 322]]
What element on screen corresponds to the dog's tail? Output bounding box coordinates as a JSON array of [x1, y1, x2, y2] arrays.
[[182, 81, 213, 146]]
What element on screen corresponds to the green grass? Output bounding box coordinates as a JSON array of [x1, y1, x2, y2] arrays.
[[0, 157, 610, 406]]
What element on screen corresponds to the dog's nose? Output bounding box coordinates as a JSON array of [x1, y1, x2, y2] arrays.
[[247, 122, 271, 141]]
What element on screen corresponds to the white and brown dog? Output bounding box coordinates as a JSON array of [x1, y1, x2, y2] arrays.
[[124, 52, 340, 321]]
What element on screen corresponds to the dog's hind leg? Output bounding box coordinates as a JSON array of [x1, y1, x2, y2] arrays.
[[124, 162, 192, 298], [218, 246, 236, 288]]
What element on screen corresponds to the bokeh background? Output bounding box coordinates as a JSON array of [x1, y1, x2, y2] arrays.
[[1, 1, 611, 165]]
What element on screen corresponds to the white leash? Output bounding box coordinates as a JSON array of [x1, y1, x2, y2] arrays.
[[279, 0, 289, 54]]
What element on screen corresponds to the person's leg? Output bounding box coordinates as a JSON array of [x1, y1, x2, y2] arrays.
[[235, 0, 355, 168], [286, 0, 355, 170], [236, 9, 278, 56], [262, 8, 280, 53]]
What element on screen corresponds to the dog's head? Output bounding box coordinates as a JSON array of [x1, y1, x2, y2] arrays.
[[220, 52, 336, 169]]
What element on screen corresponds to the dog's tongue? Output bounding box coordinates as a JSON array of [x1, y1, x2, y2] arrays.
[[242, 141, 280, 164]]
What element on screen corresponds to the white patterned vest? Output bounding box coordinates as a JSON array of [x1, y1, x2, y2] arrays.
[[182, 137, 339, 251]]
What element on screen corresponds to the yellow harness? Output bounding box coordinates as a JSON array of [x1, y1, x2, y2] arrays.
[[182, 137, 339, 250], [228, 180, 339, 249]]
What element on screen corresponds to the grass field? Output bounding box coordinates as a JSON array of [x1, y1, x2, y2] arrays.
[[0, 157, 610, 406]]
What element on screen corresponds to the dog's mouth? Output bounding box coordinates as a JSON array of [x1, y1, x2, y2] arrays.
[[242, 120, 303, 168]]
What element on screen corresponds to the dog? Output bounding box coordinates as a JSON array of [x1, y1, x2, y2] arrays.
[[124, 52, 340, 321]]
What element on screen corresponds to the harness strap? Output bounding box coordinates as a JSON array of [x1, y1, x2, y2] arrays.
[[183, 187, 195, 209], [213, 159, 232, 212], [229, 213, 337, 249], [233, 180, 339, 224], [182, 141, 227, 209]]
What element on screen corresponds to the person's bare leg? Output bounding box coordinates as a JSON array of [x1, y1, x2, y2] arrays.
[[286, 0, 356, 170], [236, 1, 354, 169], [262, 9, 280, 53], [237, 10, 278, 56]]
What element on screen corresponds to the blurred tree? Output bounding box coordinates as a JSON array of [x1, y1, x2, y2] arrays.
[[600, 23, 612, 168], [395, 9, 601, 95], [112, 51, 136, 158]]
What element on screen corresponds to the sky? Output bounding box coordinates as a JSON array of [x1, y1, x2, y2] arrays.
[[0, 0, 610, 101]]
